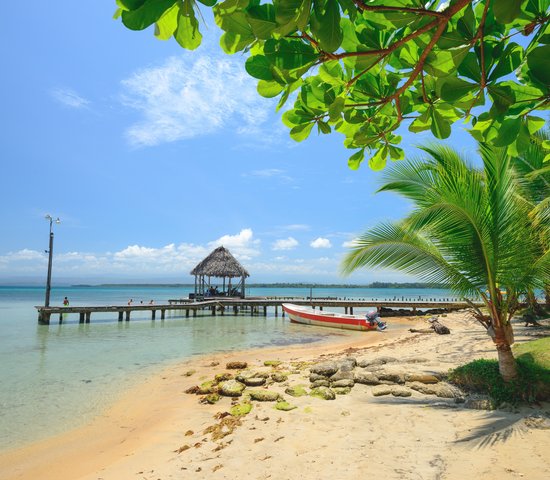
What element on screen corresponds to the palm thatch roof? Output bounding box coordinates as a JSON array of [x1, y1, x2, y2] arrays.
[[190, 246, 250, 278]]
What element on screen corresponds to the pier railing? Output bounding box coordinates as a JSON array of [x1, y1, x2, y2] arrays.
[[35, 297, 484, 325]]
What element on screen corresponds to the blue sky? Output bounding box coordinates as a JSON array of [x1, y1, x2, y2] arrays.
[[0, 0, 479, 285]]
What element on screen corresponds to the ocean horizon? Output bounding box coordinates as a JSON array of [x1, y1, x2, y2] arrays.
[[0, 284, 456, 451]]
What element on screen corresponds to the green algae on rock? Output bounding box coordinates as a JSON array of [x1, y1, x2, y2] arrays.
[[275, 400, 297, 411], [285, 385, 308, 397], [248, 390, 281, 402], [309, 386, 336, 400], [230, 402, 253, 417]]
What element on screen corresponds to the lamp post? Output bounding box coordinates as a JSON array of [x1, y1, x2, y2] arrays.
[[44, 214, 60, 308]]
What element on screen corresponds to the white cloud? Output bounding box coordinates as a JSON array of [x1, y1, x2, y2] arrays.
[[121, 55, 272, 147], [310, 237, 332, 249], [208, 228, 261, 259], [51, 88, 90, 108], [272, 237, 299, 251]]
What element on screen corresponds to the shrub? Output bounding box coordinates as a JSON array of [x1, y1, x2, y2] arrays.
[[449, 358, 550, 407]]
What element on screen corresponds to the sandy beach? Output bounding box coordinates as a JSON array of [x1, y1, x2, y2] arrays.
[[1, 311, 549, 480]]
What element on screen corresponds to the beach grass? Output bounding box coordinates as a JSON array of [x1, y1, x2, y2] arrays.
[[449, 337, 550, 406]]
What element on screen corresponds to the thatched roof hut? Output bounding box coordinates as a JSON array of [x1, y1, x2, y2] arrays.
[[191, 246, 249, 299]]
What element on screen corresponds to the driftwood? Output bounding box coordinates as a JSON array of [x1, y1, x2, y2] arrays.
[[409, 317, 451, 335]]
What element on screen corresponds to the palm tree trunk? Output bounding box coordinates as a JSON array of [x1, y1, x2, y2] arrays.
[[493, 323, 518, 381], [545, 285, 550, 306]]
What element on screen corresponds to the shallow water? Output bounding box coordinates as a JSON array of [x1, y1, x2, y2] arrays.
[[0, 285, 454, 451]]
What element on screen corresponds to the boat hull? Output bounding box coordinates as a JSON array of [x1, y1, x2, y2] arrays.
[[282, 303, 379, 332]]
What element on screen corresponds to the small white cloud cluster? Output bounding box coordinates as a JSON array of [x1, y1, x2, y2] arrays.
[[272, 237, 299, 251], [310, 237, 332, 249]]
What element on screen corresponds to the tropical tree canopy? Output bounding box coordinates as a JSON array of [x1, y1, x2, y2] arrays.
[[341, 143, 550, 380], [115, 1, 550, 170]]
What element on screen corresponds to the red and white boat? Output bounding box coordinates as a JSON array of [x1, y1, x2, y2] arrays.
[[282, 303, 385, 331]]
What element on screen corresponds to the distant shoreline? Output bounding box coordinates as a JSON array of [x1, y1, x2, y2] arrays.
[[69, 282, 449, 289]]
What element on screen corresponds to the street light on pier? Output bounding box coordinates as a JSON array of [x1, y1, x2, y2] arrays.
[[44, 214, 60, 308]]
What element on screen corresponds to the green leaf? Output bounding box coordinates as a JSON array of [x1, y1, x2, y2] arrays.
[[197, 0, 218, 6], [492, 117, 521, 147], [264, 39, 318, 70], [154, 3, 178, 40], [526, 45, 550, 86], [122, 0, 177, 30], [245, 55, 274, 81], [493, 0, 523, 24], [118, 0, 146, 10], [257, 80, 284, 98], [526, 115, 545, 135], [369, 146, 388, 171], [310, 0, 343, 53], [246, 4, 277, 40], [458, 52, 481, 82], [424, 46, 469, 77], [430, 108, 451, 139], [328, 96, 345, 121], [388, 145, 405, 161], [219, 31, 254, 53], [439, 77, 477, 102], [489, 43, 523, 81], [318, 120, 331, 134], [348, 149, 364, 170], [174, 2, 202, 50], [290, 122, 314, 141], [488, 84, 515, 115], [409, 109, 431, 133]]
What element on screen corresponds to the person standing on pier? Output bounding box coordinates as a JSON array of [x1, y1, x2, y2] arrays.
[[63, 297, 69, 306]]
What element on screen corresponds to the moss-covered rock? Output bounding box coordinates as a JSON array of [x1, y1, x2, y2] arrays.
[[226, 361, 248, 370], [310, 379, 330, 388], [271, 372, 288, 383], [333, 387, 352, 395], [264, 360, 282, 367], [275, 400, 297, 411], [331, 378, 355, 388], [242, 377, 267, 387], [285, 384, 308, 397], [230, 402, 253, 416], [248, 389, 281, 402], [219, 380, 246, 397], [354, 371, 380, 385], [215, 372, 234, 383], [309, 386, 336, 400], [198, 380, 218, 395], [310, 362, 338, 377], [202, 393, 221, 404]]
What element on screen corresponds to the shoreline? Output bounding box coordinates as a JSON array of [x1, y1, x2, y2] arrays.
[[0, 317, 416, 480], [1, 313, 549, 480]]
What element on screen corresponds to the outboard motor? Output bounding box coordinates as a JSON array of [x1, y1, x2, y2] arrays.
[[366, 311, 386, 330]]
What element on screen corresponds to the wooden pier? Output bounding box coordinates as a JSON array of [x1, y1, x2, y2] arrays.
[[36, 297, 480, 325]]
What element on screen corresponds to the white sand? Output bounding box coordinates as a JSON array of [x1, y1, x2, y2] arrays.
[[1, 312, 549, 480]]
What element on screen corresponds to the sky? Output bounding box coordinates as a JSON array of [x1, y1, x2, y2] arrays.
[[0, 0, 480, 285]]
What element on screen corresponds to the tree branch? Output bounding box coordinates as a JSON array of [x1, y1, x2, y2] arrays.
[[352, 0, 446, 18]]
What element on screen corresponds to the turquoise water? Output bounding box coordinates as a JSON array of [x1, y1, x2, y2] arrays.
[[0, 285, 454, 451]]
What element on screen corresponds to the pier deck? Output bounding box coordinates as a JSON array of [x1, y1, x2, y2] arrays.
[[36, 297, 481, 325]]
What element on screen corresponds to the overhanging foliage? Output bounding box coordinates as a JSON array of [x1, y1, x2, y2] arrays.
[[115, 0, 550, 170]]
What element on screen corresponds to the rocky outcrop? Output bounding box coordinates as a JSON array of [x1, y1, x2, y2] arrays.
[[219, 380, 246, 397]]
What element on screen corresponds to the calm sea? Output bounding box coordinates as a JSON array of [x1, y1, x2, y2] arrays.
[[0, 285, 454, 451]]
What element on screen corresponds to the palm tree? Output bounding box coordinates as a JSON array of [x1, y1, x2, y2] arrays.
[[512, 129, 550, 310], [342, 143, 550, 382]]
